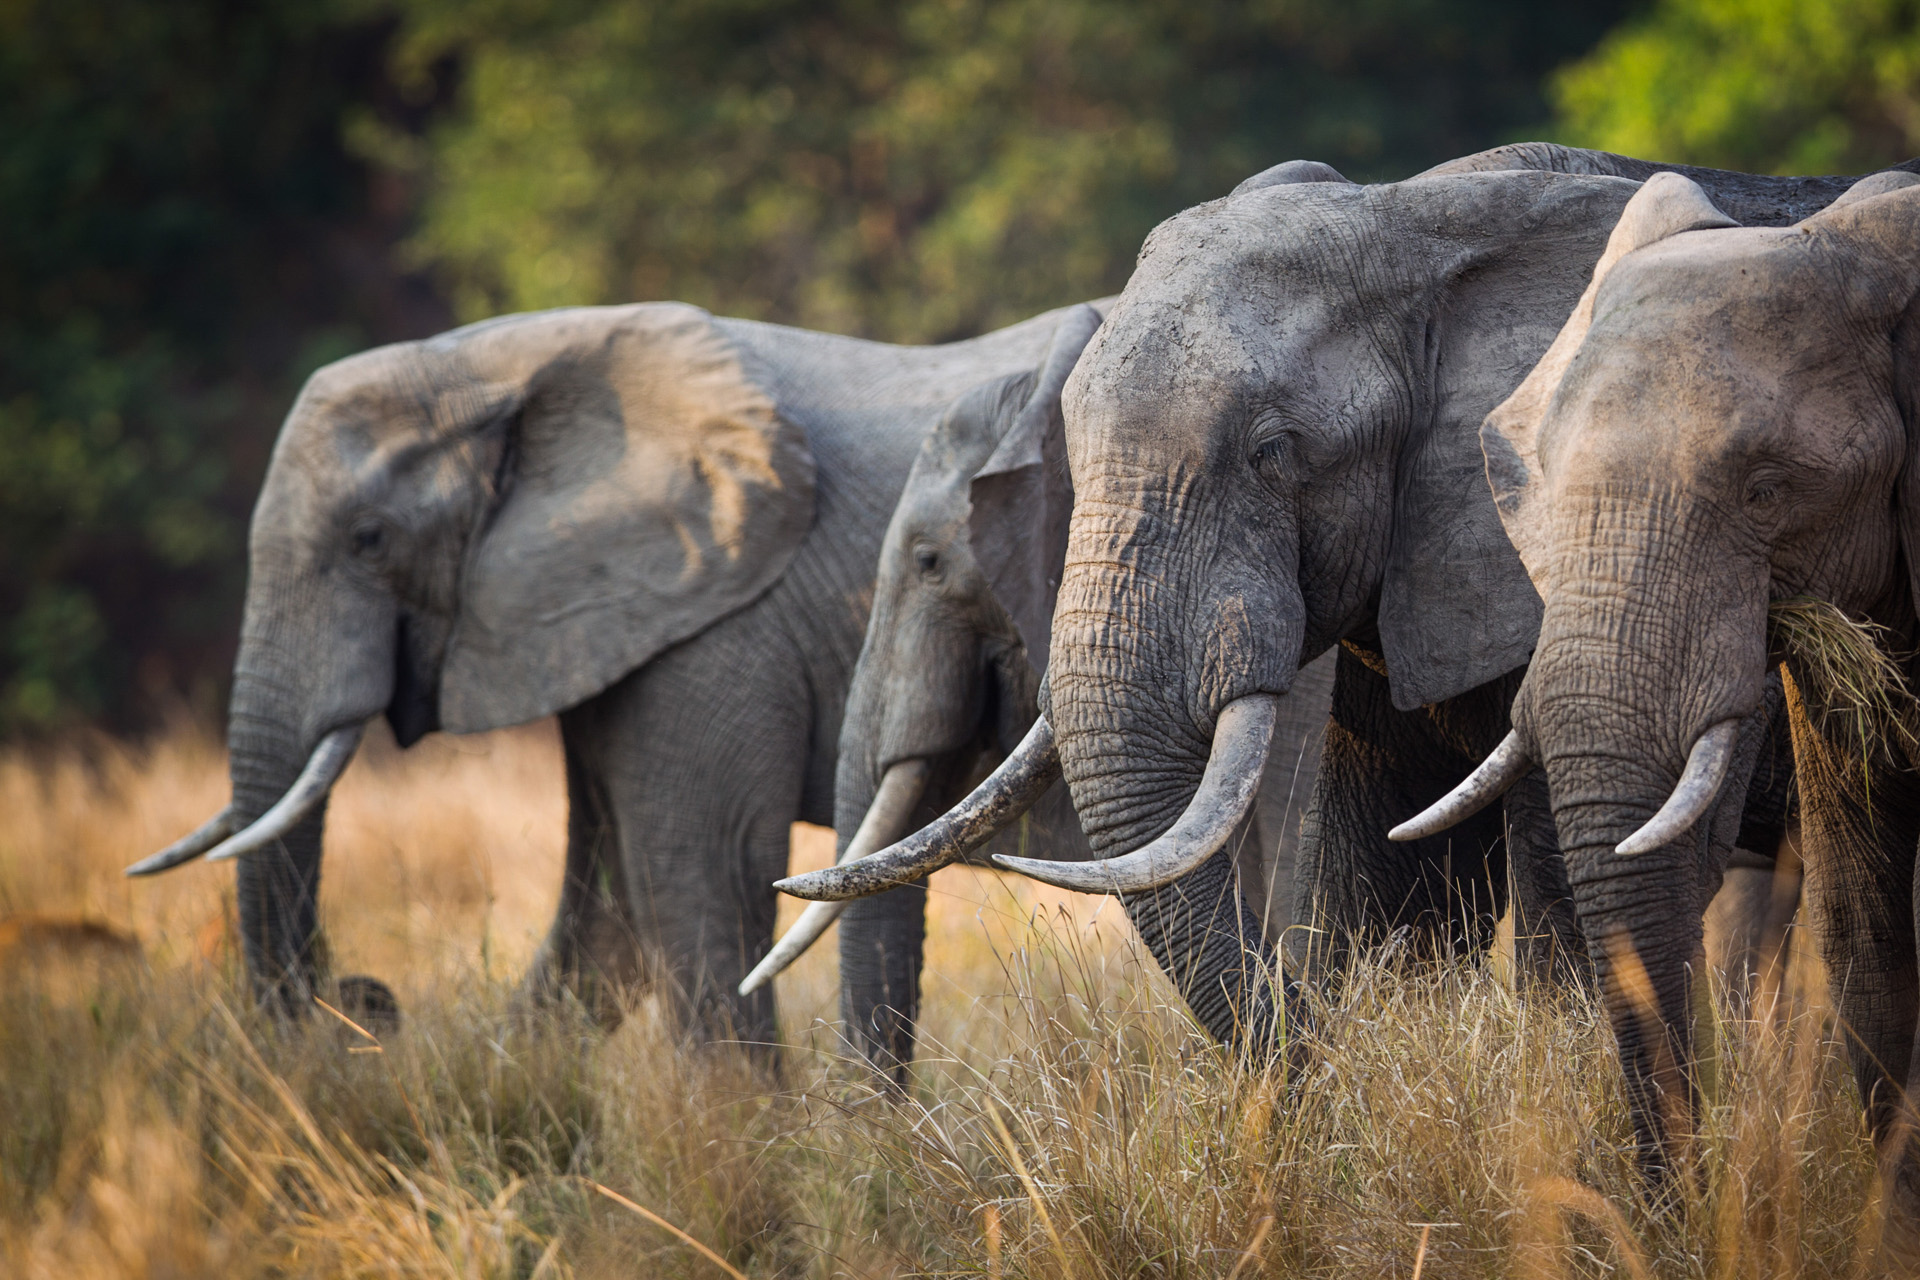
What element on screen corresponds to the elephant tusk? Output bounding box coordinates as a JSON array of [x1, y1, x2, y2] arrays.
[[775, 718, 1060, 901], [993, 694, 1279, 895], [203, 725, 366, 864], [737, 758, 932, 995], [1615, 719, 1742, 856], [125, 806, 238, 876], [1388, 730, 1534, 842]]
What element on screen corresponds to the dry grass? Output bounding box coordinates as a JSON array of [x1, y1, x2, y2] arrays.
[[0, 720, 1886, 1278], [1769, 596, 1919, 765]]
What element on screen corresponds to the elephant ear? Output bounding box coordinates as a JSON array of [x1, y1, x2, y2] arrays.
[[1827, 178, 1920, 613], [1376, 170, 1736, 711], [966, 304, 1103, 674], [439, 304, 815, 732], [1482, 173, 1741, 594]]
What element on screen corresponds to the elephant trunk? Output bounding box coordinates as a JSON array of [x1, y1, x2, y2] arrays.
[[1045, 504, 1301, 1047], [225, 663, 336, 1013], [187, 551, 393, 1012], [1515, 508, 1770, 1168]]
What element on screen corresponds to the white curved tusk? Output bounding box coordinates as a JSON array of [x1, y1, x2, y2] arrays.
[[1389, 730, 1534, 842], [203, 725, 366, 863], [775, 717, 1060, 901], [737, 758, 932, 995], [125, 806, 238, 876], [992, 694, 1279, 895], [1615, 719, 1742, 856]]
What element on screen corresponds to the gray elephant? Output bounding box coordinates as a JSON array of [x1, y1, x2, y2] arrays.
[[741, 304, 1335, 1075], [1405, 170, 1920, 1252], [779, 145, 1907, 1058], [128, 300, 1101, 1049]]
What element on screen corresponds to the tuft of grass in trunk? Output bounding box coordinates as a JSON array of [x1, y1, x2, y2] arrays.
[[1769, 595, 1919, 764]]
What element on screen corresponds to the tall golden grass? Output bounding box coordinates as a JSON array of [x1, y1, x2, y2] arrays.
[[0, 721, 1884, 1278]]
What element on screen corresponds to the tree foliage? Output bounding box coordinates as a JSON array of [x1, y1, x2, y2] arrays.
[[395, 0, 1629, 342], [1553, 0, 1920, 173], [6, 0, 1631, 735], [0, 0, 449, 732]]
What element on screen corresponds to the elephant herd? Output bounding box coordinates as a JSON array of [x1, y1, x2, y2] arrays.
[[136, 141, 1920, 1254]]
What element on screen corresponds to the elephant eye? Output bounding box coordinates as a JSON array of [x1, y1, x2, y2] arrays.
[[913, 545, 940, 575], [1746, 479, 1781, 508], [350, 520, 389, 559]]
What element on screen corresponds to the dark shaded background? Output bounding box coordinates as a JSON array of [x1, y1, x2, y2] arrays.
[[6, 0, 1912, 737]]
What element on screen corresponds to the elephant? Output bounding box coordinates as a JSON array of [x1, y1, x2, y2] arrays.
[[127, 299, 1105, 1051], [776, 144, 1912, 1057], [739, 303, 1336, 1076], [1400, 169, 1920, 1250]]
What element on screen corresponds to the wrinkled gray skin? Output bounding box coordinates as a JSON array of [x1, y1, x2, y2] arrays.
[[1037, 144, 1913, 1053], [830, 302, 1333, 1075], [1482, 171, 1920, 1249], [153, 300, 1094, 1049]]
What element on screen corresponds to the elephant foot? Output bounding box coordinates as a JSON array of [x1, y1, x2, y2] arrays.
[[1702, 858, 1800, 1017]]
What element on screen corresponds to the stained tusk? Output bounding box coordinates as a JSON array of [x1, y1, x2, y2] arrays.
[[737, 758, 932, 995], [125, 806, 238, 876], [992, 694, 1279, 895], [775, 717, 1060, 901], [203, 725, 366, 863], [1389, 730, 1534, 842], [1615, 719, 1742, 856]]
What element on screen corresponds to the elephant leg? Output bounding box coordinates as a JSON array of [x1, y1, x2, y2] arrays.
[[591, 626, 808, 1059], [1784, 671, 1920, 1254], [1708, 678, 1801, 1013], [1702, 836, 1801, 1015], [519, 707, 644, 1027], [1502, 769, 1591, 989], [839, 884, 928, 1085], [1288, 644, 1510, 983]]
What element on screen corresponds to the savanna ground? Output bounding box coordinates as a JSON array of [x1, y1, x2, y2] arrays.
[[0, 722, 1889, 1278]]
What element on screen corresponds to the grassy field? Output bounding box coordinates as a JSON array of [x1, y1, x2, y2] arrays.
[[0, 722, 1888, 1278]]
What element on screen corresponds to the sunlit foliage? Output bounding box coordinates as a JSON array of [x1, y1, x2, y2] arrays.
[[1553, 0, 1920, 173], [394, 0, 1630, 340]]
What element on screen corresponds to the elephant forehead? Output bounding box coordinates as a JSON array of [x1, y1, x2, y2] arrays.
[[1568, 238, 1878, 428]]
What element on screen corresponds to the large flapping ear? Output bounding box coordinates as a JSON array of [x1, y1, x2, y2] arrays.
[[1231, 159, 1353, 196], [966, 304, 1103, 674], [1481, 173, 1740, 593], [439, 303, 815, 732], [1374, 171, 1735, 710]]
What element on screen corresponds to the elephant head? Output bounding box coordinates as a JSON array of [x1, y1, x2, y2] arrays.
[[735, 305, 1101, 1073], [131, 304, 814, 1010], [1403, 171, 1920, 1174], [775, 147, 1908, 1050]]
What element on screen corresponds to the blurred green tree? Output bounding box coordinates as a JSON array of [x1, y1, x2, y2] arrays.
[[6, 0, 1632, 735], [394, 0, 1631, 342], [1553, 0, 1920, 173], [0, 0, 451, 733]]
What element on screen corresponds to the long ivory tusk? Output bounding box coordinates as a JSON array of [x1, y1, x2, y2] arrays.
[[202, 725, 366, 863], [775, 717, 1060, 901], [1388, 730, 1534, 842], [992, 693, 1279, 895], [1615, 719, 1742, 856], [737, 758, 932, 995], [125, 806, 238, 876]]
